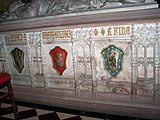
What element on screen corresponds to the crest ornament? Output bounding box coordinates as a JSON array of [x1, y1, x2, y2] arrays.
[[49, 46, 68, 75], [101, 28, 105, 36], [101, 45, 124, 77], [94, 29, 98, 36], [10, 48, 24, 73]]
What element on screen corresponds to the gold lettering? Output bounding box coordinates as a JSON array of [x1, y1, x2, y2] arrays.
[[4, 33, 26, 42], [107, 28, 112, 36], [101, 28, 105, 36], [8, 35, 11, 41], [15, 34, 18, 41], [112, 26, 130, 36], [119, 27, 126, 35], [125, 27, 130, 35], [50, 31, 54, 38], [18, 34, 22, 41], [114, 27, 118, 35], [122, 27, 126, 35], [12, 35, 14, 41], [42, 30, 71, 39], [68, 30, 71, 36], [23, 34, 27, 40]]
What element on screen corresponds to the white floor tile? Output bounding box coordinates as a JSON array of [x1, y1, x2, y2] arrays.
[[36, 109, 54, 116], [18, 105, 33, 112], [1, 103, 11, 108], [57, 112, 77, 119], [81, 116, 104, 120], [1, 113, 14, 119]]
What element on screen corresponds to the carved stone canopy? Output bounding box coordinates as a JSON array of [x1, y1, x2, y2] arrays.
[[0, 0, 158, 21]]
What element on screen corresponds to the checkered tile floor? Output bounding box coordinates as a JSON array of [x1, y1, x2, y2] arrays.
[[0, 101, 148, 120], [0, 102, 108, 120]]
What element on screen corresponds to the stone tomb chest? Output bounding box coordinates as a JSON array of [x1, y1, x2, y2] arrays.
[[0, 1, 160, 119]]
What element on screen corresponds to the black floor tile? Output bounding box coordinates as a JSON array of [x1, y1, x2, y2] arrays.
[[0, 107, 13, 116], [0, 117, 14, 120], [19, 108, 37, 119], [38, 112, 60, 120], [63, 116, 83, 120]]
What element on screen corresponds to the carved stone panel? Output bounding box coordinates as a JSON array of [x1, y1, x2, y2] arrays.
[[43, 29, 75, 89], [133, 23, 159, 96], [92, 25, 132, 94], [72, 28, 93, 91], [27, 32, 45, 87], [4, 33, 32, 86]]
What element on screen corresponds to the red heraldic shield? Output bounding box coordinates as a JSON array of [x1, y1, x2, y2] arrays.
[[49, 46, 68, 75]]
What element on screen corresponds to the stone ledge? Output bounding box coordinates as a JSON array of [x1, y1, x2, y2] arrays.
[[0, 8, 160, 33], [13, 85, 160, 120]]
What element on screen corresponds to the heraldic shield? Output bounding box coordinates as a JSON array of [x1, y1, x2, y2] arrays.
[[101, 45, 124, 77], [10, 47, 24, 73], [49, 46, 68, 75]]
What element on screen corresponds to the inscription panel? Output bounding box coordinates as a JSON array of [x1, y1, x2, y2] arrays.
[[5, 33, 27, 43]]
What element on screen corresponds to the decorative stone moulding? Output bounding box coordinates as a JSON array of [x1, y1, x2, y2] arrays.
[[0, 0, 158, 21]]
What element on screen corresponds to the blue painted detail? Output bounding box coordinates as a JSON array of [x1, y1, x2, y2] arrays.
[[101, 45, 124, 77]]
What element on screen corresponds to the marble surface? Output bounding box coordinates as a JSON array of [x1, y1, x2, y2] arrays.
[[0, 8, 160, 120]]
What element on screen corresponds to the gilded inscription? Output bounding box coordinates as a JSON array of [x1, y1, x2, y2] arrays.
[[5, 33, 27, 42], [107, 28, 112, 36], [114, 27, 130, 35], [93, 26, 130, 37], [94, 29, 98, 36], [42, 30, 71, 39], [101, 28, 105, 36]]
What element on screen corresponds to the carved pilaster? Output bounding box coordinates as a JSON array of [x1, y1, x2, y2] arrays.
[[27, 32, 45, 87], [132, 23, 158, 96], [0, 36, 5, 72], [91, 40, 97, 93], [155, 23, 160, 85], [154, 23, 160, 97], [71, 30, 79, 95], [0, 35, 10, 73], [72, 28, 93, 92], [131, 24, 137, 95]]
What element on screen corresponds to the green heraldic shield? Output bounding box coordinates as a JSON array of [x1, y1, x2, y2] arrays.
[[101, 45, 124, 77]]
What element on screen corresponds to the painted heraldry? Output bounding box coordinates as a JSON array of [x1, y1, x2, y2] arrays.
[[101, 45, 124, 77], [49, 46, 68, 75]]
